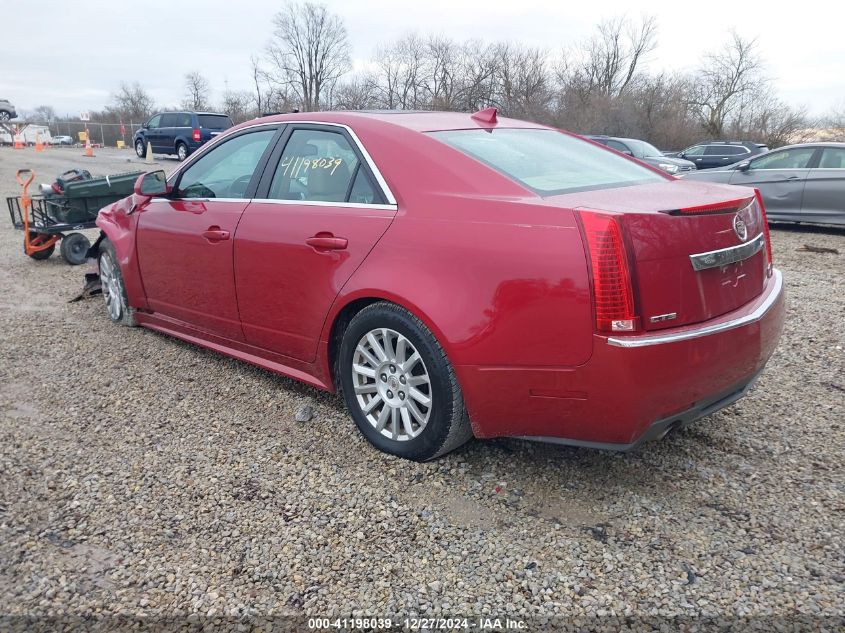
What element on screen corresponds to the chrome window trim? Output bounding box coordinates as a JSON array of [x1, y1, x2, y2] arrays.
[[607, 269, 783, 348], [689, 232, 765, 271], [148, 197, 397, 211], [165, 119, 397, 207]]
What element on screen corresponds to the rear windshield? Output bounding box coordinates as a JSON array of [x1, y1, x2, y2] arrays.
[[198, 115, 233, 129], [430, 128, 665, 195]]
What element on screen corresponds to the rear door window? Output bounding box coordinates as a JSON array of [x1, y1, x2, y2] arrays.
[[818, 147, 845, 169], [268, 128, 381, 204], [160, 113, 178, 127], [750, 148, 816, 170], [174, 113, 192, 127]]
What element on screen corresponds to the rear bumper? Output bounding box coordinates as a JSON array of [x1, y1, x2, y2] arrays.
[[460, 269, 785, 447]]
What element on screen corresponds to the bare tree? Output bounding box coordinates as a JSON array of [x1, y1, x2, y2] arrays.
[[266, 1, 351, 111], [457, 40, 500, 112], [107, 82, 155, 121], [496, 44, 552, 119], [31, 105, 56, 124], [823, 101, 845, 138], [220, 90, 255, 123], [690, 31, 765, 138], [584, 15, 657, 97], [332, 73, 378, 110], [183, 71, 211, 110], [372, 34, 426, 109], [424, 36, 462, 110], [728, 94, 809, 147]]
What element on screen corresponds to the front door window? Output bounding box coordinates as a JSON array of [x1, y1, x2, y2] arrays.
[[177, 130, 277, 199]]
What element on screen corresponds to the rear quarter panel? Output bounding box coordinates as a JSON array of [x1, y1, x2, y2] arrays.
[[325, 124, 594, 370], [341, 198, 593, 368]]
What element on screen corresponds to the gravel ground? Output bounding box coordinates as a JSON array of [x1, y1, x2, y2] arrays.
[[0, 147, 843, 631]]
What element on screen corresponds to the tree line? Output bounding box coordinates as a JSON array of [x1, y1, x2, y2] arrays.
[[24, 2, 843, 151]]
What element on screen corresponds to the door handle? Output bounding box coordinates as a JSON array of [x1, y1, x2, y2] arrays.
[[306, 233, 348, 250], [785, 175, 800, 180], [202, 227, 230, 242]]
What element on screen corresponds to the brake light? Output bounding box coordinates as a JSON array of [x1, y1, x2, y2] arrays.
[[668, 197, 753, 216], [754, 189, 774, 277], [192, 129, 201, 142], [577, 210, 640, 333]]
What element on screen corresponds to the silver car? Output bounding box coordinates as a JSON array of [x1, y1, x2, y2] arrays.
[[0, 98, 17, 121], [682, 142, 845, 226]]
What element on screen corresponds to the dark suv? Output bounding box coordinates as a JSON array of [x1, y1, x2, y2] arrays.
[[134, 111, 233, 161], [670, 141, 768, 170]]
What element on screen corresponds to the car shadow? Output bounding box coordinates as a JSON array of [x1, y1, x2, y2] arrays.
[[769, 222, 845, 237]]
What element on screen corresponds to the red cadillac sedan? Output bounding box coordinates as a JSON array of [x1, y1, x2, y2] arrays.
[[94, 109, 785, 461]]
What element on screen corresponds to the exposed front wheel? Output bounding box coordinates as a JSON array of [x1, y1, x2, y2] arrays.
[[135, 140, 146, 158], [60, 232, 91, 265], [98, 240, 136, 326], [338, 302, 473, 461], [0, 111, 10, 122]]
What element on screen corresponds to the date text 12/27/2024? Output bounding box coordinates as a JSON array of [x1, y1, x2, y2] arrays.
[[307, 617, 527, 630]]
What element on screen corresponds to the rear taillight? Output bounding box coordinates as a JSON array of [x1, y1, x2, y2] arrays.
[[577, 210, 640, 333], [668, 197, 753, 216], [754, 189, 774, 277], [192, 128, 201, 142]]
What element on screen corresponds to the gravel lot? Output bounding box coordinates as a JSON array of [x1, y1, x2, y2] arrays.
[[0, 147, 843, 631]]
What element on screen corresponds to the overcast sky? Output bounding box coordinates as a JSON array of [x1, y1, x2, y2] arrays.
[[3, 0, 843, 119]]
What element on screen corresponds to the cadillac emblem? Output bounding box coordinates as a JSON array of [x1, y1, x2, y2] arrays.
[[733, 213, 748, 241]]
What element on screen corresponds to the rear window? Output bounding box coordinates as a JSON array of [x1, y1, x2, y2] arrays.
[[430, 128, 665, 195], [198, 115, 233, 129]]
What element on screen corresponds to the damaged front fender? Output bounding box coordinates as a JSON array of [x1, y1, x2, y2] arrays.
[[84, 198, 148, 311]]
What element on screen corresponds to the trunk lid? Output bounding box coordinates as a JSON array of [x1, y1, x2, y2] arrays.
[[549, 181, 769, 331]]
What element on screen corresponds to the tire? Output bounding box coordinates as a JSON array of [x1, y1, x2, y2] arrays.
[[338, 302, 473, 461], [60, 233, 91, 265], [135, 139, 146, 158], [98, 239, 136, 326], [0, 111, 10, 122], [176, 142, 189, 162], [25, 232, 55, 260]]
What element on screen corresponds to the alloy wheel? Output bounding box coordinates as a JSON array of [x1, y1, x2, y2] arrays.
[[99, 253, 124, 321], [351, 328, 432, 441]]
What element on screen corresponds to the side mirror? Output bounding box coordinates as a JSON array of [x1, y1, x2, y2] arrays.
[[141, 123, 149, 129], [134, 170, 169, 196], [622, 149, 634, 156], [678, 152, 686, 159], [737, 161, 751, 172]]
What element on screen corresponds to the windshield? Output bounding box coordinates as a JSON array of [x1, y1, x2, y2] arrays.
[[430, 128, 665, 195]]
